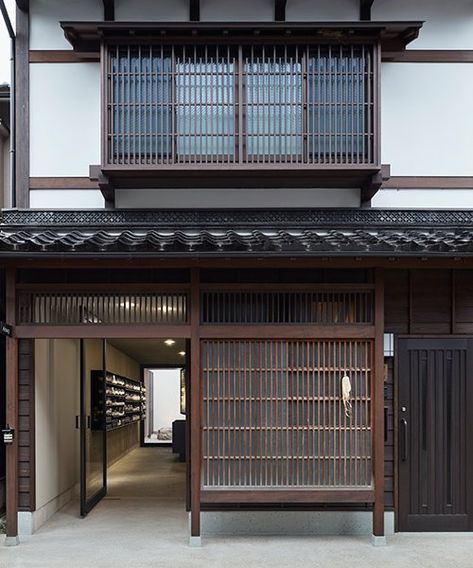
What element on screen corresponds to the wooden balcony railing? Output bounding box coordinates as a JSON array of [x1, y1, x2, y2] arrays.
[[99, 41, 381, 193]]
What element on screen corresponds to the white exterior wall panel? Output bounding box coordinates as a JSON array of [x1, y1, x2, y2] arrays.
[[30, 0, 102, 50], [381, 63, 473, 177], [115, 0, 188, 21], [30, 63, 100, 177], [373, 0, 473, 50]]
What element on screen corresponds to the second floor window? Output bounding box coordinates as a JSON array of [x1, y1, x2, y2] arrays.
[[106, 43, 375, 166]]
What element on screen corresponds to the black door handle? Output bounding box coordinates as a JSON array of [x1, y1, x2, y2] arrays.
[[400, 418, 408, 461]]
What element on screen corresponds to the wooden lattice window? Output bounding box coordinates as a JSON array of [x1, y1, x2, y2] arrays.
[[17, 291, 188, 325], [201, 289, 374, 324], [202, 339, 373, 489], [104, 43, 377, 166]]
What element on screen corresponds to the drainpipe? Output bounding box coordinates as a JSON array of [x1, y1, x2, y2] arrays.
[[0, 0, 16, 208]]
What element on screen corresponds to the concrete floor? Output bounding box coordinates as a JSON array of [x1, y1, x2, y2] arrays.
[[3, 447, 473, 568]]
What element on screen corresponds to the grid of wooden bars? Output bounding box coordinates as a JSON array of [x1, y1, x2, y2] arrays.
[[105, 43, 376, 166], [202, 340, 373, 489], [201, 290, 374, 324], [17, 292, 188, 325]]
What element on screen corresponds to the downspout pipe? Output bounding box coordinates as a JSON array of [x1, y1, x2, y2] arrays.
[[0, 1, 15, 208]]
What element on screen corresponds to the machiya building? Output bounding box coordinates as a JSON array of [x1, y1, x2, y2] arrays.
[[2, 0, 473, 547]]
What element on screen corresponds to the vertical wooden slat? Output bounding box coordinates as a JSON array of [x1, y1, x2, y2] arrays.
[[373, 268, 385, 536], [190, 268, 201, 539]]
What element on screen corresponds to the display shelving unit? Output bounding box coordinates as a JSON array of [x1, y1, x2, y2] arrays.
[[91, 370, 147, 432]]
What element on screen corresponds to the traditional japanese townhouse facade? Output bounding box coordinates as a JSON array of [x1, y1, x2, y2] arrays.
[[2, 0, 473, 547]]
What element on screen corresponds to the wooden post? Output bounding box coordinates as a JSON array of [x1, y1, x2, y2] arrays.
[[373, 267, 385, 544], [189, 268, 201, 545], [5, 268, 19, 545]]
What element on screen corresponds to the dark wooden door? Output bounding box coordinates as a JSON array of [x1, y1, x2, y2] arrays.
[[398, 338, 473, 531]]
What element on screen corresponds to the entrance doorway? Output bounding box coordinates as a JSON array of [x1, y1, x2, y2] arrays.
[[398, 338, 473, 531], [33, 336, 188, 526]]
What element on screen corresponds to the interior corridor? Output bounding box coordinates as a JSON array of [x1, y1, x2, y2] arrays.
[[106, 446, 186, 501]]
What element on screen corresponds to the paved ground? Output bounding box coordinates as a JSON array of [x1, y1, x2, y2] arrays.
[[2, 447, 473, 568]]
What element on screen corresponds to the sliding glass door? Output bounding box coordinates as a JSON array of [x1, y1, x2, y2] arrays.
[[80, 339, 107, 516]]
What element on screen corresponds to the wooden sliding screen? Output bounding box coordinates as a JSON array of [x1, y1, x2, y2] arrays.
[[202, 339, 372, 489]]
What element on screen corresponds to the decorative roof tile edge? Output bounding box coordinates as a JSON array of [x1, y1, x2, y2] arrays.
[[2, 208, 473, 229]]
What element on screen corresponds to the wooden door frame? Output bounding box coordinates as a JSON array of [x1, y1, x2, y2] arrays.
[[395, 335, 473, 532]]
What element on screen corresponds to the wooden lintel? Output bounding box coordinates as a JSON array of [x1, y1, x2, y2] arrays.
[[360, 0, 374, 21], [189, 0, 200, 22], [103, 0, 114, 21], [275, 0, 287, 22]]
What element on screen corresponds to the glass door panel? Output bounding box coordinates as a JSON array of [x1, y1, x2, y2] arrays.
[[80, 338, 107, 516]]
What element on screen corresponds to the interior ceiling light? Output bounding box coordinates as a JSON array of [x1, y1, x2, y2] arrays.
[[164, 339, 176, 346], [178, 351, 186, 356]]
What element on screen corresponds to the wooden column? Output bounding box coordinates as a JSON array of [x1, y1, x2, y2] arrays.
[[373, 268, 385, 541], [189, 268, 201, 544], [5, 268, 19, 544]]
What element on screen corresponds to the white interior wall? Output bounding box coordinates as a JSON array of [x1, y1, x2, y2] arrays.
[[151, 369, 183, 436], [35, 339, 80, 512], [30, 63, 101, 177], [30, 0, 103, 50], [373, 0, 473, 50], [381, 63, 473, 177]]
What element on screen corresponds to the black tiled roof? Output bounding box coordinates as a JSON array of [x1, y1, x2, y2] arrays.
[[0, 208, 472, 257]]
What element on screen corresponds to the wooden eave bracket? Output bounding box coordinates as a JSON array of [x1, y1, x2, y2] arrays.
[[103, 0, 115, 22], [61, 21, 423, 54], [189, 0, 200, 22], [361, 164, 391, 203]]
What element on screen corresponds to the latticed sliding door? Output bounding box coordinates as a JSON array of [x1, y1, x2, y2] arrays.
[[202, 339, 372, 489]]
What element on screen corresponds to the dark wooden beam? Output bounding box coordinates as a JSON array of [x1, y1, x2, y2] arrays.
[[5, 268, 18, 544], [103, 0, 114, 21], [360, 0, 374, 21], [15, 5, 29, 208], [189, 268, 201, 544], [275, 0, 287, 21], [189, 0, 199, 22], [15, 0, 28, 11]]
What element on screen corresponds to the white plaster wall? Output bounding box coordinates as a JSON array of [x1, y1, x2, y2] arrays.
[[201, 0, 273, 21], [151, 369, 183, 436], [35, 339, 80, 511], [30, 0, 103, 50], [30, 63, 101, 177], [373, 0, 473, 50], [29, 190, 105, 208], [286, 0, 358, 21], [373, 189, 473, 209], [115, 0, 188, 21], [381, 63, 473, 177]]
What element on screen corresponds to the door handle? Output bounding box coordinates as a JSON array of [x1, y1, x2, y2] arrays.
[[75, 415, 80, 429], [87, 415, 91, 429], [400, 418, 408, 461]]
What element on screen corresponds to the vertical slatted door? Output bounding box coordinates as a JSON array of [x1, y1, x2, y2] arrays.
[[398, 338, 473, 531], [201, 339, 373, 491]]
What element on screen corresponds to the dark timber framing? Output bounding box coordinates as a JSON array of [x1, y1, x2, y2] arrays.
[[5, 268, 18, 542], [103, 0, 114, 22], [5, 265, 388, 541], [360, 0, 375, 21], [275, 0, 287, 21], [15, 5, 29, 208], [189, 0, 200, 22]]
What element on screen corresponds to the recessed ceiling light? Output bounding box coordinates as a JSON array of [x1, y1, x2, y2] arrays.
[[164, 339, 176, 346], [178, 351, 186, 356]]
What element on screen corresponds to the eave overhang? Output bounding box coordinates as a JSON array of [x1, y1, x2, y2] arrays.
[[0, 208, 472, 259], [60, 20, 423, 55]]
